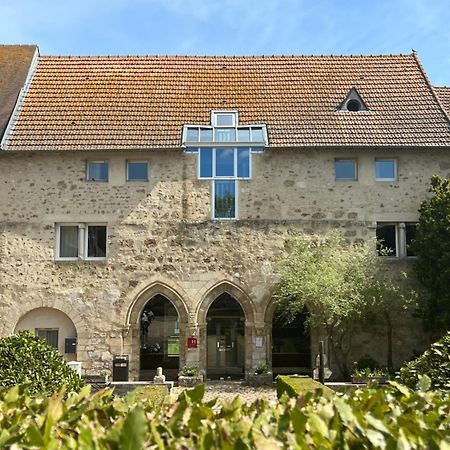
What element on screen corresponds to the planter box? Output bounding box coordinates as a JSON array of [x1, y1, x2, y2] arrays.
[[247, 373, 273, 387], [178, 375, 203, 388], [351, 375, 389, 384]]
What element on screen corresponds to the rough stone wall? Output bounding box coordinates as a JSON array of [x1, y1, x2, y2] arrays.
[[1, 148, 449, 378]]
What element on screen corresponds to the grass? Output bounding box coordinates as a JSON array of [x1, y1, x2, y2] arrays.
[[276, 375, 334, 399]]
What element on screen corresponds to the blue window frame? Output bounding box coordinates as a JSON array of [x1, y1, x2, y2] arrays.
[[87, 161, 108, 182], [335, 159, 357, 180], [375, 159, 397, 181], [127, 162, 148, 181]]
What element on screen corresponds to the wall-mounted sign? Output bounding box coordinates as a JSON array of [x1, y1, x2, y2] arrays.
[[187, 337, 198, 349]]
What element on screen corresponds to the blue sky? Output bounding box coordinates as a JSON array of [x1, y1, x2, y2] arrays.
[[0, 0, 449, 84]]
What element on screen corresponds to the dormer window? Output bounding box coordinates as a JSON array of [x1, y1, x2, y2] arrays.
[[213, 111, 237, 127], [338, 88, 368, 112]]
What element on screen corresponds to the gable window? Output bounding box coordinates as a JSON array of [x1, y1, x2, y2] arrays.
[[335, 159, 357, 180], [87, 161, 108, 182], [36, 329, 58, 350], [56, 223, 107, 261], [338, 88, 368, 112], [375, 159, 397, 181], [127, 161, 148, 181]]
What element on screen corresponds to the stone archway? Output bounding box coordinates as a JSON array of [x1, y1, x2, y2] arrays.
[[196, 281, 256, 379], [15, 307, 78, 361], [125, 281, 189, 381]]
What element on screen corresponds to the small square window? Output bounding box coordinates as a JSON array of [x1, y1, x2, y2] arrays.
[[376, 223, 397, 256], [87, 161, 108, 182], [127, 162, 148, 181], [250, 127, 265, 142], [86, 225, 107, 259], [215, 113, 235, 127], [58, 225, 79, 260], [375, 159, 396, 181], [185, 127, 199, 142], [237, 128, 250, 142], [335, 159, 357, 180]]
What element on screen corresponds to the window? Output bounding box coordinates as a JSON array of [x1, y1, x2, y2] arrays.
[[199, 147, 251, 179], [36, 329, 58, 350], [213, 111, 237, 127], [335, 159, 357, 180], [127, 162, 148, 181], [56, 224, 107, 261], [214, 180, 236, 219], [405, 223, 417, 257], [87, 161, 108, 181], [346, 99, 361, 111], [376, 223, 397, 256], [375, 159, 397, 181]]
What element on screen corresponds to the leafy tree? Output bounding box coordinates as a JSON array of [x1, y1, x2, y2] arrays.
[[0, 331, 84, 396], [274, 231, 414, 378], [412, 176, 450, 333]]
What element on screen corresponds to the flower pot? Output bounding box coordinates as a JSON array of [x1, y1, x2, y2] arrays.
[[247, 372, 273, 387], [178, 374, 204, 387]]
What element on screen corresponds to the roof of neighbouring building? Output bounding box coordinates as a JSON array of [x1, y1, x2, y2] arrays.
[[434, 86, 450, 115], [0, 45, 37, 140], [4, 52, 450, 151]]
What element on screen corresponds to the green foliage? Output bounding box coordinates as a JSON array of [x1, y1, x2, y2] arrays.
[[123, 385, 168, 407], [413, 176, 450, 331], [352, 367, 389, 378], [0, 380, 449, 448], [397, 331, 450, 390], [254, 363, 271, 375], [354, 355, 380, 370], [179, 365, 200, 377], [0, 331, 84, 396], [277, 375, 334, 398]]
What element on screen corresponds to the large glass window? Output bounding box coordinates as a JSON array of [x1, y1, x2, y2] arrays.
[[58, 226, 79, 259], [87, 225, 107, 259], [87, 161, 108, 182], [199, 147, 250, 180], [335, 159, 357, 180], [375, 159, 396, 181], [376, 223, 397, 256], [214, 180, 236, 219], [216, 148, 234, 177]]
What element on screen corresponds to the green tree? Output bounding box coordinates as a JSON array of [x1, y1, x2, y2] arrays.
[[275, 231, 414, 378], [413, 176, 450, 333]]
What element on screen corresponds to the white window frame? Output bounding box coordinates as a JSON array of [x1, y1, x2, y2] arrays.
[[211, 110, 238, 127], [198, 147, 252, 180], [212, 179, 239, 220], [126, 161, 149, 182], [86, 160, 109, 182], [335, 159, 357, 181], [84, 224, 108, 261], [55, 223, 107, 262], [375, 158, 397, 181]]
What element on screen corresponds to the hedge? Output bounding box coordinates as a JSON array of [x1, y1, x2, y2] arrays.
[[276, 375, 334, 398]]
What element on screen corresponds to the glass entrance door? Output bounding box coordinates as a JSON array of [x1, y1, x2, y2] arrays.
[[206, 293, 245, 379]]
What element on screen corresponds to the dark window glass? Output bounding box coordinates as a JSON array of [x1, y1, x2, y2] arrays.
[[214, 180, 236, 219], [335, 160, 356, 180], [87, 226, 107, 258], [184, 147, 199, 153], [200, 128, 213, 141], [186, 127, 199, 142], [59, 226, 78, 258], [376, 224, 397, 256], [127, 162, 148, 181], [406, 223, 417, 257], [36, 329, 59, 350], [346, 99, 361, 111], [216, 148, 234, 177], [199, 148, 213, 178], [215, 128, 236, 142], [216, 114, 234, 126], [251, 127, 264, 142], [237, 148, 250, 178], [250, 146, 265, 153], [237, 128, 250, 142], [87, 162, 108, 181], [375, 160, 396, 180]]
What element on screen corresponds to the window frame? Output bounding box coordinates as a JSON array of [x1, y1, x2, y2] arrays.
[[335, 158, 358, 181], [84, 224, 108, 261], [126, 161, 149, 182], [55, 223, 80, 262], [198, 147, 252, 180], [211, 110, 238, 127], [376, 222, 399, 258], [375, 158, 397, 181], [36, 328, 59, 351], [86, 160, 109, 182], [212, 179, 239, 220]]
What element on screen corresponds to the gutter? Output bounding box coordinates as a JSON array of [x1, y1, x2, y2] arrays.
[[0, 46, 40, 150]]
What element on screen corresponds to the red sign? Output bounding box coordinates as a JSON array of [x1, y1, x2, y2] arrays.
[[187, 337, 198, 349]]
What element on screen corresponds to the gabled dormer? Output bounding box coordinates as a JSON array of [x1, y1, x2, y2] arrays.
[[337, 88, 368, 112]]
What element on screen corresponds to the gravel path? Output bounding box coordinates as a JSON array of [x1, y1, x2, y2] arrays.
[[171, 381, 277, 405]]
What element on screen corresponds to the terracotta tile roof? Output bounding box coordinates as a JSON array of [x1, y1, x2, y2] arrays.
[[5, 53, 450, 150], [434, 86, 450, 115], [0, 45, 37, 139]]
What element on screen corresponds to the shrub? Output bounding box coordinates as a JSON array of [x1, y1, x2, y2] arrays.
[[254, 363, 271, 374], [0, 331, 84, 396], [179, 365, 200, 377], [397, 331, 450, 390], [276, 375, 334, 398], [0, 381, 449, 448]]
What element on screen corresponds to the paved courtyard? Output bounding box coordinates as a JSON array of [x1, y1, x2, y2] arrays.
[[172, 381, 278, 405]]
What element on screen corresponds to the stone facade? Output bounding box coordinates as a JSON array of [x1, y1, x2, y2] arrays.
[[1, 147, 449, 379]]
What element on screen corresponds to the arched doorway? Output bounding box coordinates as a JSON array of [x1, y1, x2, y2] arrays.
[[140, 294, 180, 380], [206, 293, 245, 379], [271, 307, 311, 376], [15, 307, 78, 361]]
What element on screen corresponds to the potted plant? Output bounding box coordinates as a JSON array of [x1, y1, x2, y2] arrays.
[[247, 363, 273, 387], [178, 365, 203, 387]]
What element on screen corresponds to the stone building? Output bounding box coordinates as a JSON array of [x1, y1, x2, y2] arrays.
[[1, 45, 450, 380]]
